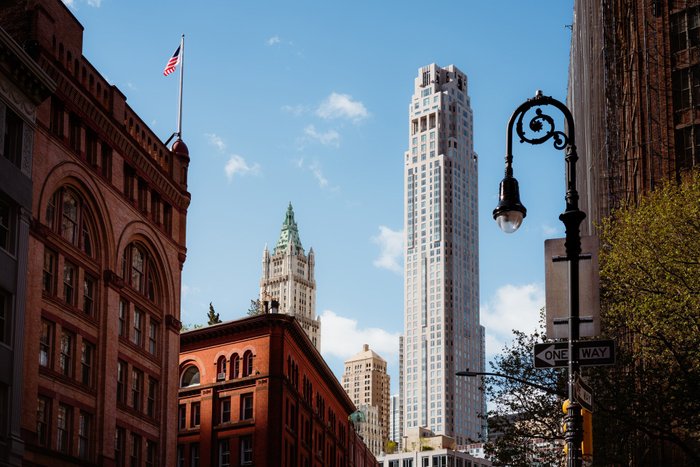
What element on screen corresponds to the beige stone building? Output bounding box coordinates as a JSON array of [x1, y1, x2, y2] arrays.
[[259, 203, 320, 348], [342, 344, 391, 456]]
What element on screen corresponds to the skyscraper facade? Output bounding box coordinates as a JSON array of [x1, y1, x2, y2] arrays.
[[401, 64, 485, 445], [260, 203, 320, 348], [341, 344, 391, 456]]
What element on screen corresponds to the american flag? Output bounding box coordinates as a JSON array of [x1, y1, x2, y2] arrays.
[[163, 45, 181, 76]]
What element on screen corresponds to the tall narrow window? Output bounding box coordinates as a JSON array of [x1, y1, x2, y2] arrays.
[[147, 378, 157, 418], [220, 397, 231, 424], [3, 107, 23, 167], [242, 350, 253, 377], [43, 249, 57, 295], [122, 243, 159, 302], [176, 445, 185, 467], [241, 393, 253, 420], [83, 274, 96, 315], [190, 443, 200, 467], [63, 262, 76, 305], [230, 354, 240, 379], [85, 129, 97, 166], [0, 290, 8, 345], [101, 143, 112, 180], [190, 402, 200, 427], [78, 411, 91, 460], [81, 341, 94, 386], [216, 356, 227, 380], [0, 198, 13, 254], [39, 319, 53, 367], [130, 433, 141, 467], [137, 179, 148, 213], [36, 396, 50, 446], [115, 426, 126, 467], [131, 247, 144, 293], [132, 308, 143, 346], [124, 164, 136, 202], [131, 368, 143, 411], [118, 299, 127, 337], [50, 98, 64, 136], [148, 320, 158, 355], [240, 436, 253, 465], [57, 403, 71, 453], [146, 440, 158, 467], [117, 360, 127, 404], [178, 404, 186, 430], [59, 330, 74, 377], [61, 190, 78, 244], [218, 439, 231, 467]]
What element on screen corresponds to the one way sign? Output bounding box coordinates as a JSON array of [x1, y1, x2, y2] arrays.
[[534, 340, 616, 368]]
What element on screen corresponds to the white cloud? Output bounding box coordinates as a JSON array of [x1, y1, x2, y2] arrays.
[[316, 92, 369, 122], [372, 226, 403, 274], [481, 283, 545, 362], [206, 133, 227, 152], [224, 155, 260, 181], [281, 104, 307, 116], [267, 36, 281, 46], [308, 161, 329, 188], [304, 125, 340, 147], [542, 223, 561, 236], [62, 0, 101, 7], [87, 0, 102, 6], [320, 310, 401, 359]]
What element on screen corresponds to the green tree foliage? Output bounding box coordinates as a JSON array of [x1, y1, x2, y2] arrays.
[[593, 171, 700, 465], [207, 302, 221, 325], [247, 298, 261, 316], [484, 312, 567, 467]]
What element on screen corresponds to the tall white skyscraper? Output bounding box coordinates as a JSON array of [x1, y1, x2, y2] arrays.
[[401, 64, 486, 445], [260, 203, 320, 348]]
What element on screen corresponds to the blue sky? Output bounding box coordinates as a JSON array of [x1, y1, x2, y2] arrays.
[[65, 0, 574, 393]]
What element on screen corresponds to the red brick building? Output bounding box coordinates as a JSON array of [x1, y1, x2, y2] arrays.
[[0, 1, 190, 465], [178, 313, 378, 467]]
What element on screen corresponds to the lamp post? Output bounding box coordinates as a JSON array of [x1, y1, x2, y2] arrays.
[[493, 91, 585, 467]]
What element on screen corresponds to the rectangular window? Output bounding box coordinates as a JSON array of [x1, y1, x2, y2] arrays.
[[43, 249, 57, 295], [190, 443, 200, 467], [131, 368, 143, 411], [57, 403, 72, 453], [50, 98, 64, 136], [59, 329, 74, 377], [176, 445, 185, 467], [117, 360, 127, 404], [150, 191, 161, 225], [146, 440, 158, 467], [81, 340, 94, 387], [240, 393, 253, 420], [130, 433, 141, 467], [240, 435, 253, 465], [36, 396, 50, 446], [39, 319, 53, 367], [0, 198, 13, 254], [220, 397, 231, 424], [178, 404, 186, 430], [218, 439, 231, 467], [3, 107, 23, 167], [132, 309, 143, 346], [124, 164, 136, 202], [118, 299, 127, 337], [115, 426, 126, 467], [137, 179, 148, 213], [147, 378, 157, 418], [78, 411, 91, 460], [148, 320, 158, 355], [163, 203, 172, 235], [63, 262, 76, 305], [83, 274, 96, 315], [190, 401, 200, 427]]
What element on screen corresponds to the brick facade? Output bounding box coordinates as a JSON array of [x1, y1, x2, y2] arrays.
[[178, 314, 378, 467], [0, 0, 190, 465]]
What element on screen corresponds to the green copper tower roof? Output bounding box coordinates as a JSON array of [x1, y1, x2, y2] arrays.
[[274, 203, 304, 255]]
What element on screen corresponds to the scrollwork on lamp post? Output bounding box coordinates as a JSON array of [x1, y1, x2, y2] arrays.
[[492, 91, 586, 467]]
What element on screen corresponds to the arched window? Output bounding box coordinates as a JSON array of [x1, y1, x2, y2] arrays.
[[230, 354, 240, 379], [45, 187, 95, 257], [180, 365, 200, 387], [122, 243, 160, 302], [242, 350, 253, 377], [216, 356, 227, 381]]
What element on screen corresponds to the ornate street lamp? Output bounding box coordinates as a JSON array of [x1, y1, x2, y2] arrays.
[[493, 91, 586, 467]]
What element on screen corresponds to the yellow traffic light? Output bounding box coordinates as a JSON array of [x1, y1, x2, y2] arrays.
[[582, 407, 593, 457]]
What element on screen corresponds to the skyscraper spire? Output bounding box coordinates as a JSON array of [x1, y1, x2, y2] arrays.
[[274, 202, 304, 255]]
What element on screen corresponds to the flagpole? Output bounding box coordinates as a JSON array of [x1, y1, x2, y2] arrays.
[[177, 34, 184, 138]]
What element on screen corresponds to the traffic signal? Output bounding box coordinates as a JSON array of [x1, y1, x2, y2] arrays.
[[561, 399, 594, 457]]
